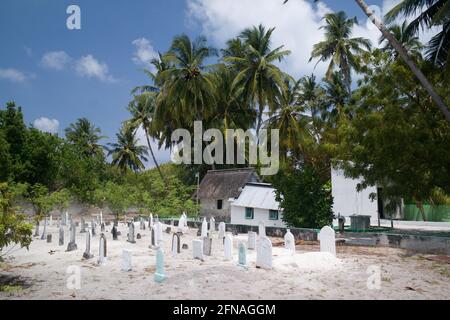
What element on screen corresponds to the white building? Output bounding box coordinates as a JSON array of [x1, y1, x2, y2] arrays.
[[331, 168, 380, 225], [230, 182, 286, 227]]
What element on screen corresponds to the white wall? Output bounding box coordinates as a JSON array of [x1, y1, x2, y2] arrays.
[[230, 206, 286, 228], [331, 168, 379, 225]]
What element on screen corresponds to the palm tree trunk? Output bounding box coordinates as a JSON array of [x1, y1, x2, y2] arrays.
[[143, 127, 168, 188], [416, 201, 427, 222], [354, 0, 450, 123]]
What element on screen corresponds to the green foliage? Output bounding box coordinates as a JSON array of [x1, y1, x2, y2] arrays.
[[271, 165, 333, 229], [336, 50, 450, 208], [50, 189, 72, 213], [0, 183, 33, 256]]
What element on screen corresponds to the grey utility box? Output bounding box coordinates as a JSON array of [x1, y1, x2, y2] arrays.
[[350, 215, 371, 231]]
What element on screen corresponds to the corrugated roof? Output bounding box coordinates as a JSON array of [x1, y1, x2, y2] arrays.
[[197, 168, 260, 199], [230, 183, 281, 211]]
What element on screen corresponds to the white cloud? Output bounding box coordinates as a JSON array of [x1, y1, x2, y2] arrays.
[[75, 55, 116, 82], [187, 0, 339, 78], [41, 51, 72, 70], [132, 38, 159, 70], [0, 68, 34, 83], [33, 117, 60, 134], [187, 0, 438, 79]]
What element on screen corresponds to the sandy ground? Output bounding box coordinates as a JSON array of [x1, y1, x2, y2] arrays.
[[1, 220, 449, 300]]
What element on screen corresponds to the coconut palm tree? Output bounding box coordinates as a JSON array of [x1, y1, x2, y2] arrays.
[[379, 21, 424, 60], [309, 11, 372, 91], [127, 91, 168, 187], [209, 64, 256, 131], [224, 24, 292, 137], [156, 34, 218, 127], [385, 0, 449, 65], [283, 0, 450, 122], [65, 118, 106, 157], [264, 78, 313, 159], [107, 126, 148, 174]]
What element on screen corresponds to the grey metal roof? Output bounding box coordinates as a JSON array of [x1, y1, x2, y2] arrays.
[[230, 183, 281, 211]]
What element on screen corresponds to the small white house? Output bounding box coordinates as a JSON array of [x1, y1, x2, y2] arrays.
[[230, 182, 286, 227], [331, 168, 379, 225]]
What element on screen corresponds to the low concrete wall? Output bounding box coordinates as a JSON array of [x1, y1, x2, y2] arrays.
[[341, 232, 450, 255], [163, 219, 450, 255]]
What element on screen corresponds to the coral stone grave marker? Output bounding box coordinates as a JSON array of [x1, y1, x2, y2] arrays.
[[192, 239, 204, 261], [224, 234, 233, 261], [82, 231, 94, 260], [319, 226, 336, 256], [247, 231, 256, 250], [121, 250, 132, 271], [256, 236, 273, 269], [284, 229, 295, 255], [154, 248, 166, 283]]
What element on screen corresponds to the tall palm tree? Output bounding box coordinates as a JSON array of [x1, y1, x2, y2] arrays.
[[224, 24, 292, 137], [284, 0, 450, 122], [65, 118, 106, 157], [209, 64, 256, 132], [310, 11, 372, 91], [156, 35, 217, 126], [385, 0, 449, 67], [107, 126, 148, 174], [379, 21, 424, 60], [127, 91, 168, 186], [264, 78, 312, 159]]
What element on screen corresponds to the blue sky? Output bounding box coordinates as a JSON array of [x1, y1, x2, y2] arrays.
[[0, 0, 388, 166]]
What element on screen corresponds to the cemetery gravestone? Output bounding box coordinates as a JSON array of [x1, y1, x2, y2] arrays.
[[66, 222, 77, 251], [201, 218, 208, 238], [80, 216, 86, 233], [284, 229, 296, 255], [172, 233, 181, 256], [224, 234, 233, 261], [127, 222, 136, 243], [258, 221, 266, 238], [121, 250, 132, 271], [256, 236, 273, 269], [112, 226, 118, 240], [192, 239, 204, 261], [46, 234, 52, 243], [83, 231, 94, 260], [319, 226, 336, 256], [237, 241, 247, 268], [98, 233, 107, 265], [154, 248, 166, 283], [247, 231, 256, 250], [203, 237, 212, 256], [218, 222, 226, 240]]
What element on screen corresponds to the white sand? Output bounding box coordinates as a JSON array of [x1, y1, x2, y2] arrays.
[[1, 221, 449, 300]]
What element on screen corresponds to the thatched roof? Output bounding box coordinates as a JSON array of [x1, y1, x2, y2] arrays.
[[197, 168, 260, 200]]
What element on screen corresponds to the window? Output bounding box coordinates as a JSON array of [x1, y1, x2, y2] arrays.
[[269, 210, 278, 220], [245, 207, 254, 220], [217, 199, 223, 210]]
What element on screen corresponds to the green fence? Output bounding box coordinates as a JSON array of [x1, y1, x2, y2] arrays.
[[403, 204, 450, 222]]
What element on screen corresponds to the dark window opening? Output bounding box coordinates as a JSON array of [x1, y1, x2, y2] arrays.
[[217, 199, 223, 210]]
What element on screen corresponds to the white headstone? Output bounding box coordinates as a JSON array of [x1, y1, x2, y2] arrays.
[[177, 214, 186, 233], [284, 229, 296, 255], [192, 239, 204, 261], [98, 234, 107, 265], [256, 236, 273, 269], [121, 250, 132, 271], [209, 217, 215, 234], [224, 234, 233, 261], [258, 221, 266, 238], [49, 215, 53, 226], [218, 222, 226, 240], [201, 217, 208, 238], [319, 226, 336, 256], [100, 210, 103, 225], [154, 221, 163, 246], [247, 231, 257, 250]]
